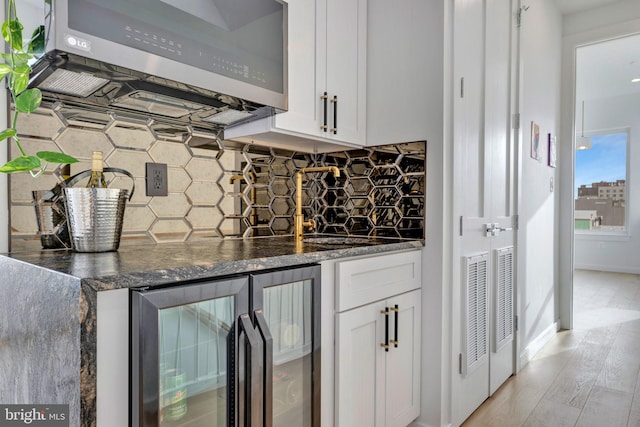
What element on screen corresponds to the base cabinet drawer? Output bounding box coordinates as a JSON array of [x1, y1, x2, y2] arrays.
[[335, 250, 421, 312]]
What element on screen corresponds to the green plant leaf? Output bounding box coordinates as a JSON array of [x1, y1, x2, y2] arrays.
[[1, 52, 31, 67], [15, 88, 42, 113], [0, 128, 17, 141], [36, 151, 78, 164], [0, 63, 11, 79], [10, 65, 30, 94], [28, 25, 45, 54], [0, 155, 40, 173], [2, 19, 24, 52]]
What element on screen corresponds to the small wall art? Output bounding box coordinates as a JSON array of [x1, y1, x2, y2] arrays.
[[547, 133, 557, 168], [530, 121, 541, 160]]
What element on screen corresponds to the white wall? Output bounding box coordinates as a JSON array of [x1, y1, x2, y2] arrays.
[[559, 1, 640, 328], [1, 3, 7, 253], [416, 1, 448, 426], [574, 94, 640, 273], [517, 0, 563, 364]]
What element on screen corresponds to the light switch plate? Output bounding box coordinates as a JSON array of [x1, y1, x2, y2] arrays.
[[146, 163, 168, 196]]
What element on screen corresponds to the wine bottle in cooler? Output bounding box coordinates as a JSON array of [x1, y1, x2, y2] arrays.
[[86, 151, 108, 188]]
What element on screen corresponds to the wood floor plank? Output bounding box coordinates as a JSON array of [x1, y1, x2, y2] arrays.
[[575, 386, 633, 427], [522, 398, 581, 427], [463, 384, 547, 427], [536, 329, 586, 358], [628, 369, 640, 427], [462, 270, 640, 427], [596, 330, 640, 393], [543, 340, 612, 409]]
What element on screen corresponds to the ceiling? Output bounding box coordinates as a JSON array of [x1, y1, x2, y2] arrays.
[[555, 0, 625, 15], [562, 0, 640, 103], [576, 33, 640, 102]]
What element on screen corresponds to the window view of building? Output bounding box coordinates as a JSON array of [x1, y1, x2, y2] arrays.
[[574, 132, 627, 232]]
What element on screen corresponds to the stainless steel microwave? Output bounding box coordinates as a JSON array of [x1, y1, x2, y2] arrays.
[[22, 0, 288, 131]]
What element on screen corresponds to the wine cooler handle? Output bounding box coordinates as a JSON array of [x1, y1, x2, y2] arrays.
[[380, 307, 389, 352], [254, 310, 273, 427], [390, 305, 399, 348], [239, 314, 261, 427]]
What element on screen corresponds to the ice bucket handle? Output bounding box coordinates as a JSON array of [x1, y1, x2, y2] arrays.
[[62, 167, 135, 201]]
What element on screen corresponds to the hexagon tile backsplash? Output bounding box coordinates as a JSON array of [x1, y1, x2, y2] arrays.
[[9, 104, 425, 248]]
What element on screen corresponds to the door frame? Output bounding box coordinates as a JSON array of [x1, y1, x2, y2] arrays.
[[558, 18, 640, 331]]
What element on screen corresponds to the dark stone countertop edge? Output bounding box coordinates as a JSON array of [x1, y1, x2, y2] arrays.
[[84, 241, 424, 291], [3, 238, 424, 292]]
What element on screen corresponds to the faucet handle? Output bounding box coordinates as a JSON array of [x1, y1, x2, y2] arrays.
[[303, 219, 316, 231]]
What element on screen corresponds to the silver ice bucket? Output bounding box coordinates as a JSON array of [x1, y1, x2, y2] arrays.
[[64, 187, 129, 252], [33, 189, 72, 249]]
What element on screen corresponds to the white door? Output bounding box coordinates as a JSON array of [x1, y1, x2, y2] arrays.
[[451, 0, 519, 424]]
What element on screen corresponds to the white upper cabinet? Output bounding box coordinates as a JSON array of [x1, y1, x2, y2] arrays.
[[225, 0, 367, 152], [322, 0, 367, 145], [365, 0, 432, 146]]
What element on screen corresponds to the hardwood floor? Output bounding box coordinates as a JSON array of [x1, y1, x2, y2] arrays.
[[462, 269, 640, 427]]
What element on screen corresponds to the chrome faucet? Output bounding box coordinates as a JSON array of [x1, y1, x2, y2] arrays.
[[295, 166, 341, 241]]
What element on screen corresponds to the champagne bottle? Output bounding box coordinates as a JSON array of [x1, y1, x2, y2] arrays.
[[61, 164, 71, 181], [86, 151, 108, 188]]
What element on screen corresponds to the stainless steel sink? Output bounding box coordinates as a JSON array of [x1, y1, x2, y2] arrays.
[[302, 237, 372, 245]]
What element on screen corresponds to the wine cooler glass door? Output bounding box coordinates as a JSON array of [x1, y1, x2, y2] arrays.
[[132, 276, 250, 427], [251, 265, 321, 427]]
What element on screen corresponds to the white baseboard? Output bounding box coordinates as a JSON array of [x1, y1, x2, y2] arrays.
[[574, 263, 640, 275], [409, 422, 451, 427], [519, 321, 559, 367]]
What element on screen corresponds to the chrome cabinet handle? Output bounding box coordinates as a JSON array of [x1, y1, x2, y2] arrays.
[[380, 307, 390, 351], [254, 310, 273, 427], [390, 305, 399, 348]]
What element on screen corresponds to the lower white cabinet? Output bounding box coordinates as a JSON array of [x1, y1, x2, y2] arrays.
[[336, 289, 421, 427], [333, 250, 422, 427]]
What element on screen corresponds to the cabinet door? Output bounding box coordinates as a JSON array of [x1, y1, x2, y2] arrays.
[[335, 300, 386, 427], [273, 0, 325, 137], [325, 0, 367, 145], [385, 290, 421, 427], [227, 0, 366, 149], [366, 0, 431, 146]]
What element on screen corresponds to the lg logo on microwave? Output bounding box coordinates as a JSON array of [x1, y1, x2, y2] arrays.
[[64, 34, 91, 52]]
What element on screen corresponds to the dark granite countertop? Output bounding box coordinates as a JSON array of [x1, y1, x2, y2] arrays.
[[0, 235, 422, 427], [4, 236, 423, 291]]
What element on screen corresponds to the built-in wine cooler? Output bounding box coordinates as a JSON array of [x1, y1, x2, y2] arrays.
[[131, 265, 321, 427]]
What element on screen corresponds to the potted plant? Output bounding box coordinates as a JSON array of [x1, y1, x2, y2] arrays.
[[0, 0, 77, 176]]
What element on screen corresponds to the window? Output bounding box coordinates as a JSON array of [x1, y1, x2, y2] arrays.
[[574, 131, 628, 233]]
